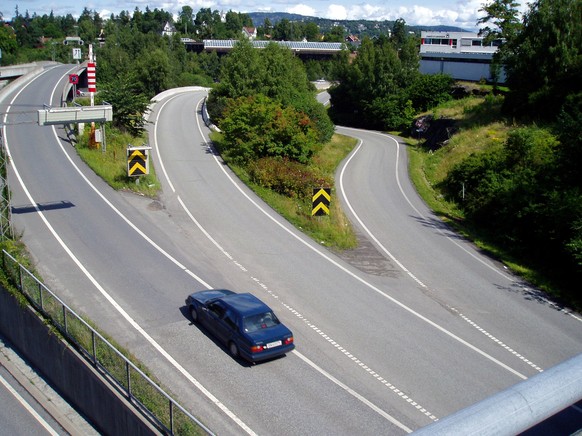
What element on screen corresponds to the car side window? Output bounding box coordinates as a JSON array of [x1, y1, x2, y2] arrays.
[[209, 302, 226, 319], [223, 310, 237, 330]]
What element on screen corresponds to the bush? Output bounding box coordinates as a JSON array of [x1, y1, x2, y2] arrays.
[[247, 157, 332, 199], [220, 94, 320, 165]]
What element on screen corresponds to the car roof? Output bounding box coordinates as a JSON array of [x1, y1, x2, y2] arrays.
[[220, 292, 271, 316], [190, 289, 235, 304]]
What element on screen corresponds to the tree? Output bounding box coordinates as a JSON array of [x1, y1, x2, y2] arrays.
[[324, 26, 345, 42], [0, 23, 18, 62], [272, 19, 293, 40], [502, 0, 582, 119], [260, 17, 272, 38], [133, 47, 171, 95], [220, 94, 319, 164], [391, 18, 407, 47], [177, 6, 194, 35], [78, 8, 102, 44], [99, 74, 151, 135], [303, 22, 320, 41], [477, 0, 523, 85], [329, 29, 447, 130], [194, 8, 223, 39], [477, 0, 522, 43], [213, 38, 262, 100]]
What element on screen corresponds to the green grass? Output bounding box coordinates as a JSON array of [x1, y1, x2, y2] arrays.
[[405, 95, 577, 307], [211, 132, 359, 250], [75, 124, 160, 198]]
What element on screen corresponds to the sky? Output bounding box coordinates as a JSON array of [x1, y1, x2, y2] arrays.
[[4, 0, 528, 31]]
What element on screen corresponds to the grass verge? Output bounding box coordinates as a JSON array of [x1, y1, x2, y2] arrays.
[[74, 124, 160, 198], [210, 132, 359, 250], [405, 95, 577, 308]]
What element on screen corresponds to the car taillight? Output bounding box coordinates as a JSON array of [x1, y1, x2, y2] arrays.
[[284, 337, 294, 345], [251, 345, 264, 353]]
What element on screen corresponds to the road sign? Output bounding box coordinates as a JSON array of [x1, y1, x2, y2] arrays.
[[37, 105, 113, 125], [69, 74, 79, 84], [72, 48, 82, 60], [64, 36, 84, 45], [312, 187, 331, 216], [127, 146, 151, 177]]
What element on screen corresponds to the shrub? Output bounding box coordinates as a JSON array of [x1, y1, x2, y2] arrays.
[[247, 157, 332, 199]]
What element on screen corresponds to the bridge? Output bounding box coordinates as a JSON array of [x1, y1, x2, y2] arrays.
[[0, 62, 54, 81], [182, 39, 346, 59]]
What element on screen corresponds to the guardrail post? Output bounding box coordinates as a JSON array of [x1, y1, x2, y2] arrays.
[[18, 264, 23, 291], [63, 305, 68, 333], [91, 331, 97, 365], [169, 400, 174, 434], [126, 361, 132, 399]]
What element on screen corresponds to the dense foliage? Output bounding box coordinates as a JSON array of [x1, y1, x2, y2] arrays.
[[328, 27, 454, 131], [2, 2, 581, 302], [207, 38, 334, 167], [441, 0, 582, 300], [220, 94, 320, 164]]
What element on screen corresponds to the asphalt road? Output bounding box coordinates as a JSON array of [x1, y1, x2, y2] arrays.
[[0, 335, 98, 436], [0, 367, 62, 436], [2, 65, 581, 435]]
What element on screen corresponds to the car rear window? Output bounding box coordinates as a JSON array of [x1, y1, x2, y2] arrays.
[[243, 312, 280, 332]]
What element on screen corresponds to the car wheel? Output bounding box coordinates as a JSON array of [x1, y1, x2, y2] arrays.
[[190, 306, 199, 323], [229, 341, 239, 358]]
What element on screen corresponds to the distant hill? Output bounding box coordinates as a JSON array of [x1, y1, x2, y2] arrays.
[[247, 12, 468, 37]]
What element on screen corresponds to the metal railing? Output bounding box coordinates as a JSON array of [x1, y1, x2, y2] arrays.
[[1, 249, 214, 436]]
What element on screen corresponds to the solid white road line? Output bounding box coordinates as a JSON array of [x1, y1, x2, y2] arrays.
[[0, 373, 60, 436], [4, 69, 255, 436]]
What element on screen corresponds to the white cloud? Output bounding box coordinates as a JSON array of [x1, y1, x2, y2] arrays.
[[325, 5, 348, 20], [287, 4, 316, 16]]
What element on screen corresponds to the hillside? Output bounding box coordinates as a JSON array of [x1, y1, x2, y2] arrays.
[[247, 12, 467, 37]]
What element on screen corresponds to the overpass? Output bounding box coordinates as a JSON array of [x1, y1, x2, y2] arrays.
[[182, 38, 346, 59], [0, 62, 56, 81]]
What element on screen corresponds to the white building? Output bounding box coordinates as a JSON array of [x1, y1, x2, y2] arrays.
[[162, 22, 176, 37], [419, 31, 506, 83]]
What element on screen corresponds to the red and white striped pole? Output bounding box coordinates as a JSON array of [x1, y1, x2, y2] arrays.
[[87, 44, 96, 107], [88, 44, 97, 147]]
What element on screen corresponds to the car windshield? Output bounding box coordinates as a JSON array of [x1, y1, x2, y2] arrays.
[[242, 311, 280, 333]]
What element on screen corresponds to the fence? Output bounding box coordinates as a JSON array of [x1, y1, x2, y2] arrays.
[[1, 249, 214, 436]]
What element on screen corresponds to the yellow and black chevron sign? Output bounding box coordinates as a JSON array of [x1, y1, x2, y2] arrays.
[[312, 187, 331, 216], [127, 147, 149, 177]]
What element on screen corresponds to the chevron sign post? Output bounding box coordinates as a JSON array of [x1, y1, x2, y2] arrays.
[[312, 187, 331, 216], [127, 145, 151, 177]]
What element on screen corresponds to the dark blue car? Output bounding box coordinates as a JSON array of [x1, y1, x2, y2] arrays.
[[185, 289, 295, 363]]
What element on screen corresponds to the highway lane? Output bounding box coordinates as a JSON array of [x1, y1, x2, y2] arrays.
[[4, 67, 427, 434], [334, 125, 582, 371], [148, 89, 582, 429], [0, 334, 97, 436], [2, 67, 581, 435], [0, 367, 62, 436]]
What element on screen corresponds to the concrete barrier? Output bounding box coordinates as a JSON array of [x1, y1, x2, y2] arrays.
[[0, 286, 159, 435]]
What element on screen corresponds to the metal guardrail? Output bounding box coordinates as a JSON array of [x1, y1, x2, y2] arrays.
[[1, 249, 214, 436], [201, 98, 220, 133]]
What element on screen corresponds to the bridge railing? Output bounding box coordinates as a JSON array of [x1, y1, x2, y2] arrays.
[[1, 248, 214, 436]]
